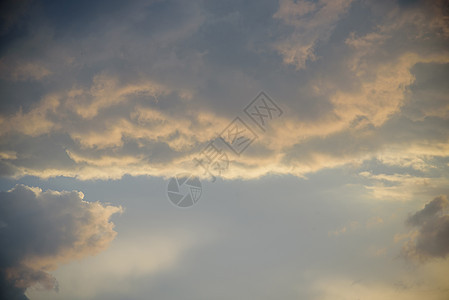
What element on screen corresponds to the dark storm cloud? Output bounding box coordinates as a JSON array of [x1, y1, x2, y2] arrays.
[[0, 184, 122, 299]]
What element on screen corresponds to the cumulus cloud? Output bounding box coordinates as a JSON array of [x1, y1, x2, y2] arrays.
[[403, 195, 449, 261], [0, 184, 122, 300]]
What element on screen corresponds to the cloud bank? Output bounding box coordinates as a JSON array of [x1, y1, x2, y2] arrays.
[[0, 0, 447, 183]]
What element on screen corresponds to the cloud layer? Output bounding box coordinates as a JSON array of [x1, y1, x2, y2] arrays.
[[0, 0, 448, 182]]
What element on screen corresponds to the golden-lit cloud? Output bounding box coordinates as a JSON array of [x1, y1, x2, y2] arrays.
[[0, 0, 447, 189]]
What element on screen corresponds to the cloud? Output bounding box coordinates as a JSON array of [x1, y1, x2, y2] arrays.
[[359, 170, 448, 202], [310, 275, 449, 300], [273, 0, 354, 69], [0, 60, 51, 81], [403, 195, 449, 261], [0, 184, 122, 300], [0, 0, 447, 184]]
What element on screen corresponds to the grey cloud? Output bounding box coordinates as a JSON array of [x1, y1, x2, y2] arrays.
[[0, 0, 32, 36], [273, 0, 354, 69], [0, 184, 122, 299], [403, 195, 449, 260], [407, 195, 449, 226]]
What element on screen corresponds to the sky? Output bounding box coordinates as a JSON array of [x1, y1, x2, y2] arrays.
[[0, 0, 449, 299]]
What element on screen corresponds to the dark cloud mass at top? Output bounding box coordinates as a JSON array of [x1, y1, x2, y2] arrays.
[[0, 0, 448, 181]]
